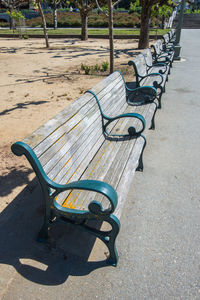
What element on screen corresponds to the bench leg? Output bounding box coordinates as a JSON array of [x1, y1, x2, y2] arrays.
[[163, 84, 166, 93], [101, 214, 120, 267], [153, 83, 162, 109], [37, 190, 52, 243], [37, 223, 49, 242], [136, 135, 146, 172], [37, 207, 52, 242], [149, 102, 158, 130], [156, 85, 163, 109]]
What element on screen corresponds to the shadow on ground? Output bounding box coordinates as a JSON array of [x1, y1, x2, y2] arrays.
[[0, 183, 109, 286], [0, 100, 48, 116], [0, 165, 34, 197]]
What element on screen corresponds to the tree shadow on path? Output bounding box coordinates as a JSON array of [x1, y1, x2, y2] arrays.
[[0, 100, 48, 116]]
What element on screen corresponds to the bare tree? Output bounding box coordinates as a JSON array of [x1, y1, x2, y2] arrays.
[[50, 0, 62, 29], [36, 0, 50, 48], [96, 0, 122, 74], [71, 0, 99, 40]]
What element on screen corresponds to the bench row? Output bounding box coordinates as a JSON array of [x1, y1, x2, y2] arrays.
[[11, 30, 176, 266]]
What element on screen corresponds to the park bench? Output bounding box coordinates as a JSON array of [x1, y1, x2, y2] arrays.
[[128, 52, 169, 109], [11, 71, 157, 266], [162, 31, 176, 52], [162, 33, 174, 50], [142, 48, 170, 76], [168, 29, 176, 44], [151, 39, 174, 68]]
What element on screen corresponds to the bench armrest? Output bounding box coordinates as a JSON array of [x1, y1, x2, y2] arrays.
[[163, 44, 174, 52], [86, 89, 145, 138], [154, 55, 171, 65], [141, 72, 164, 85], [11, 141, 118, 215], [104, 112, 146, 137], [52, 180, 118, 215], [151, 62, 168, 74]]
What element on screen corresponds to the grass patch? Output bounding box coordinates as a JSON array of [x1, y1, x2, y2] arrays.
[[0, 28, 169, 36]]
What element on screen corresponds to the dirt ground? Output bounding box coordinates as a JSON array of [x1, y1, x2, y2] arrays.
[[0, 36, 143, 211]]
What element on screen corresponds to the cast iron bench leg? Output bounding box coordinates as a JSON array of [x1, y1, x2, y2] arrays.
[[136, 135, 146, 172]]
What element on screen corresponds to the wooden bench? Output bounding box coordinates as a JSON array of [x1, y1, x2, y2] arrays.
[[168, 29, 176, 44], [151, 39, 174, 68], [128, 52, 169, 109], [11, 71, 157, 266], [162, 31, 176, 52], [142, 48, 170, 77]]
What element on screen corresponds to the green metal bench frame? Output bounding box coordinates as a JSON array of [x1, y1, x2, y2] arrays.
[[11, 75, 154, 266], [128, 57, 165, 109]]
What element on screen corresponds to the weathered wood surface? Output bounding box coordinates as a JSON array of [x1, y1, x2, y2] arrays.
[[142, 48, 170, 74], [130, 53, 168, 89], [151, 39, 174, 63], [22, 70, 157, 217]]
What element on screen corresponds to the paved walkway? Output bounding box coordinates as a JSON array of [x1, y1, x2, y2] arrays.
[[1, 29, 200, 300]]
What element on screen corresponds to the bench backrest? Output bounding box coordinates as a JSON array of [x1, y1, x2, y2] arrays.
[[151, 39, 164, 60], [142, 48, 154, 68], [23, 71, 128, 185], [128, 54, 148, 86], [162, 33, 170, 45], [168, 29, 176, 42]]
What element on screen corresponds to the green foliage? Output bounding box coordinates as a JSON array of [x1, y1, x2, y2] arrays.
[[81, 62, 109, 75], [152, 0, 176, 18], [22, 11, 145, 28], [184, 8, 191, 14], [129, 0, 176, 17], [7, 10, 25, 20], [129, 0, 141, 14], [115, 8, 127, 12], [185, 9, 200, 14], [100, 5, 108, 11], [101, 61, 109, 72], [81, 64, 91, 75]]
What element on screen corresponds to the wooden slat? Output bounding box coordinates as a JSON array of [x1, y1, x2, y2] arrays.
[[61, 110, 135, 208], [63, 101, 156, 211], [20, 68, 157, 221], [45, 86, 127, 181], [41, 78, 127, 178], [133, 54, 148, 77], [61, 102, 151, 210], [24, 72, 122, 153]]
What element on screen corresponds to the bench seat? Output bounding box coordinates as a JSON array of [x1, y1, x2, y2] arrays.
[[11, 71, 157, 266]]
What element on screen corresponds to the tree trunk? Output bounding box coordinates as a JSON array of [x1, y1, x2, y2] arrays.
[[81, 12, 88, 41], [9, 9, 15, 30], [161, 15, 166, 29], [108, 0, 114, 74], [53, 4, 57, 29], [37, 0, 49, 48], [138, 4, 152, 49]]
